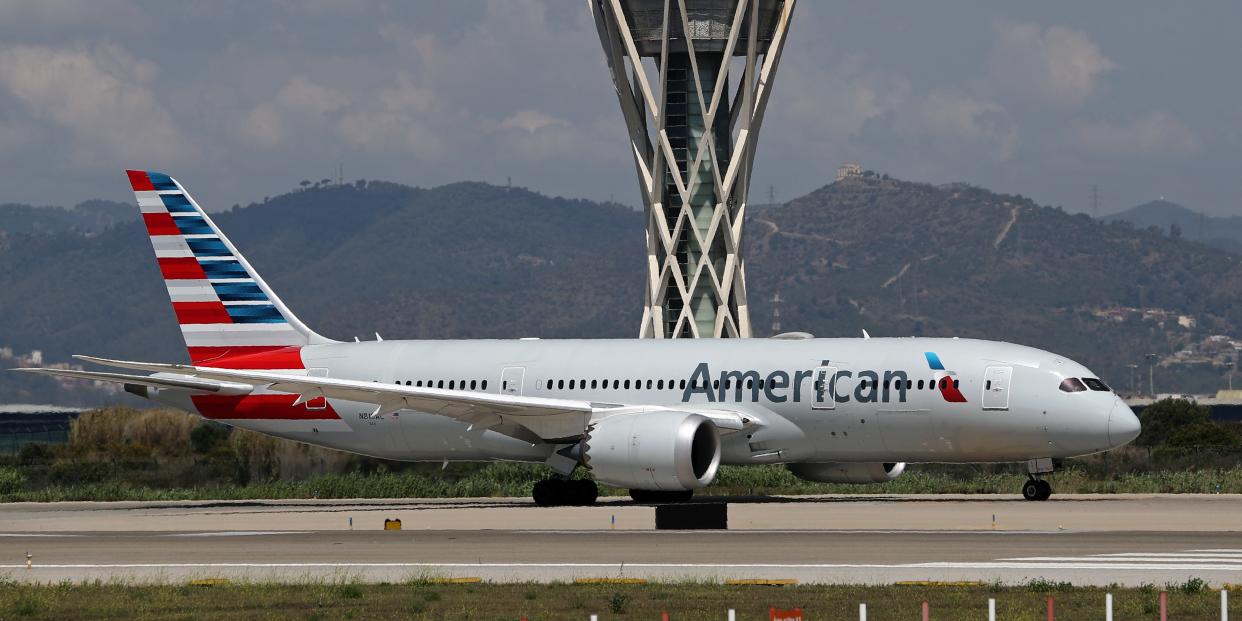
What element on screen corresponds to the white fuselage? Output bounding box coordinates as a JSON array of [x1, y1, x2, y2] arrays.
[[155, 336, 1138, 466]]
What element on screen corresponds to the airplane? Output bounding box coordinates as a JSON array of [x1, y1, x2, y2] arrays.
[[15, 170, 1142, 506]]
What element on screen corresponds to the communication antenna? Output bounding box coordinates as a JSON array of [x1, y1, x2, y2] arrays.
[[769, 184, 776, 206], [1091, 184, 1100, 218], [771, 292, 783, 335]]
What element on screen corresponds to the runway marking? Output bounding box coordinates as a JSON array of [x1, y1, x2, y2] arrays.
[[3, 562, 1241, 572], [0, 533, 81, 537], [163, 531, 311, 537]]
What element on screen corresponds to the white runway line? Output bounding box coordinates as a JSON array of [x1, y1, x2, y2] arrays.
[[162, 531, 312, 537], [3, 561, 1242, 572], [0, 533, 81, 537]]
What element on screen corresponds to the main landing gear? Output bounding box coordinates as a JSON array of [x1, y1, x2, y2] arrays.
[[532, 478, 598, 507], [1022, 457, 1055, 501]]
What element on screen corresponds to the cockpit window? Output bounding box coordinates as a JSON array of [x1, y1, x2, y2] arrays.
[[1082, 377, 1110, 392], [1058, 378, 1087, 393]]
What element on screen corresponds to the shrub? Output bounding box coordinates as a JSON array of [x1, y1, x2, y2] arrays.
[[608, 593, 630, 614], [0, 466, 25, 495], [17, 442, 54, 465]]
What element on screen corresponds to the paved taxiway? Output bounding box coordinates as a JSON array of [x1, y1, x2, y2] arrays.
[[2, 495, 1239, 585]]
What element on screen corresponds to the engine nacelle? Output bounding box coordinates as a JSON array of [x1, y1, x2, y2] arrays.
[[787, 462, 906, 484], [584, 410, 721, 491]]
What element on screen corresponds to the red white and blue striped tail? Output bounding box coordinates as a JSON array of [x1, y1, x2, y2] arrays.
[[127, 170, 332, 369]]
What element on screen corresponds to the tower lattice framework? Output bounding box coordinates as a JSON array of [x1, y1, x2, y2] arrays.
[[591, 0, 795, 338]]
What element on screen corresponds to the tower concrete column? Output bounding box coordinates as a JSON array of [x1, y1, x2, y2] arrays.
[[591, 0, 795, 338]]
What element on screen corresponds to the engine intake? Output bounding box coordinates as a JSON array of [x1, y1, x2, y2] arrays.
[[787, 462, 906, 484], [584, 411, 721, 491]]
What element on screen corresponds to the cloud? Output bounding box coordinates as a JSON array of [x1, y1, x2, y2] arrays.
[[1078, 112, 1201, 157], [238, 76, 351, 149], [893, 91, 1018, 162], [987, 19, 1115, 107], [499, 110, 569, 134], [335, 72, 446, 159], [0, 43, 186, 163]]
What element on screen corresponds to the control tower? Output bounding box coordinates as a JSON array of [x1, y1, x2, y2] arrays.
[[590, 0, 795, 338]]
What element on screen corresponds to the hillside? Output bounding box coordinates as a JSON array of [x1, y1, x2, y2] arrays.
[[3, 174, 1242, 404], [1105, 199, 1242, 254], [0, 200, 131, 236]]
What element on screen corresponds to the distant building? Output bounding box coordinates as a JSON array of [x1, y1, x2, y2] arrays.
[[1179, 315, 1197, 328], [836, 163, 863, 182]]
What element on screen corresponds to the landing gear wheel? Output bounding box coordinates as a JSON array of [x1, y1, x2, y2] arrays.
[[1036, 479, 1053, 501], [532, 479, 599, 507], [571, 479, 599, 506], [532, 479, 558, 507], [629, 489, 694, 504], [1022, 479, 1052, 501]]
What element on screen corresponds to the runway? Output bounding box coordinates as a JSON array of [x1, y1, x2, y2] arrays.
[[2, 494, 1239, 586]]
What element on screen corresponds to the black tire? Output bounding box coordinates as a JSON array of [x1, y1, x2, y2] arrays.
[[532, 480, 559, 507], [630, 489, 694, 504], [1036, 479, 1053, 501], [1021, 480, 1042, 501], [573, 479, 599, 506]]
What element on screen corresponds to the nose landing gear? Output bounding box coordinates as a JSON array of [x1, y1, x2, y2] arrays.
[[1022, 457, 1055, 501], [1021, 478, 1052, 501]]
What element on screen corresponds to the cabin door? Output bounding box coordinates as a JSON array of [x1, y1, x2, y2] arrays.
[[500, 367, 525, 396], [982, 366, 1013, 410]]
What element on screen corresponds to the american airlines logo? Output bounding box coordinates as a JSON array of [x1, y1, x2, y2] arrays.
[[681, 352, 967, 405]]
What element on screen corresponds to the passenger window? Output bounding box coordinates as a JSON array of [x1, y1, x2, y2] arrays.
[[591, 380, 598, 389], [558, 380, 565, 390], [680, 379, 687, 389], [438, 380, 444, 388], [658, 379, 664, 389], [570, 380, 576, 390], [613, 380, 620, 389], [624, 380, 631, 389], [986, 380, 991, 390], [906, 379, 912, 390], [917, 380, 924, 389], [1059, 378, 1087, 393], [647, 380, 653, 389], [1082, 378, 1110, 392], [470, 380, 477, 390], [953, 379, 959, 389], [482, 380, 487, 390]]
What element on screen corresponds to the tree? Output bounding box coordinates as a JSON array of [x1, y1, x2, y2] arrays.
[[299, 180, 311, 190], [1169, 222, 1182, 239]]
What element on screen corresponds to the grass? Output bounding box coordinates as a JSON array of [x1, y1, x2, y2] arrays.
[[0, 579, 1234, 620], [3, 463, 1242, 502]]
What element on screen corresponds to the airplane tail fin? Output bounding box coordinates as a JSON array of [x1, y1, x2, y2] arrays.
[[126, 170, 334, 368]]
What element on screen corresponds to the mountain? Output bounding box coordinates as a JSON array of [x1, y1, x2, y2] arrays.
[[1105, 199, 1242, 255], [0, 200, 131, 236], [3, 174, 1242, 404]]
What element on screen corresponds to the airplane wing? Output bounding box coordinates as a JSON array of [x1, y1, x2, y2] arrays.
[[22, 356, 752, 444], [12, 368, 252, 395]]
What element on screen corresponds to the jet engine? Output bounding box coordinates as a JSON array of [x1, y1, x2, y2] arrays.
[[584, 411, 721, 490], [787, 462, 906, 484]]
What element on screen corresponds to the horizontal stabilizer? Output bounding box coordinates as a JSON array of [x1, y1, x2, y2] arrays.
[[11, 367, 252, 395]]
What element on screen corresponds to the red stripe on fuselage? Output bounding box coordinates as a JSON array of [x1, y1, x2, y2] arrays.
[[939, 377, 968, 403], [143, 212, 180, 236], [127, 170, 155, 191], [188, 346, 304, 369], [159, 257, 207, 280], [191, 394, 340, 420], [172, 301, 232, 324]]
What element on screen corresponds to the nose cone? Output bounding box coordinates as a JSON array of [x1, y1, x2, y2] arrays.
[[1108, 398, 1141, 448]]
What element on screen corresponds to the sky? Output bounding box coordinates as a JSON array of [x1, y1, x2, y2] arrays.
[[0, 1, 1238, 216]]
